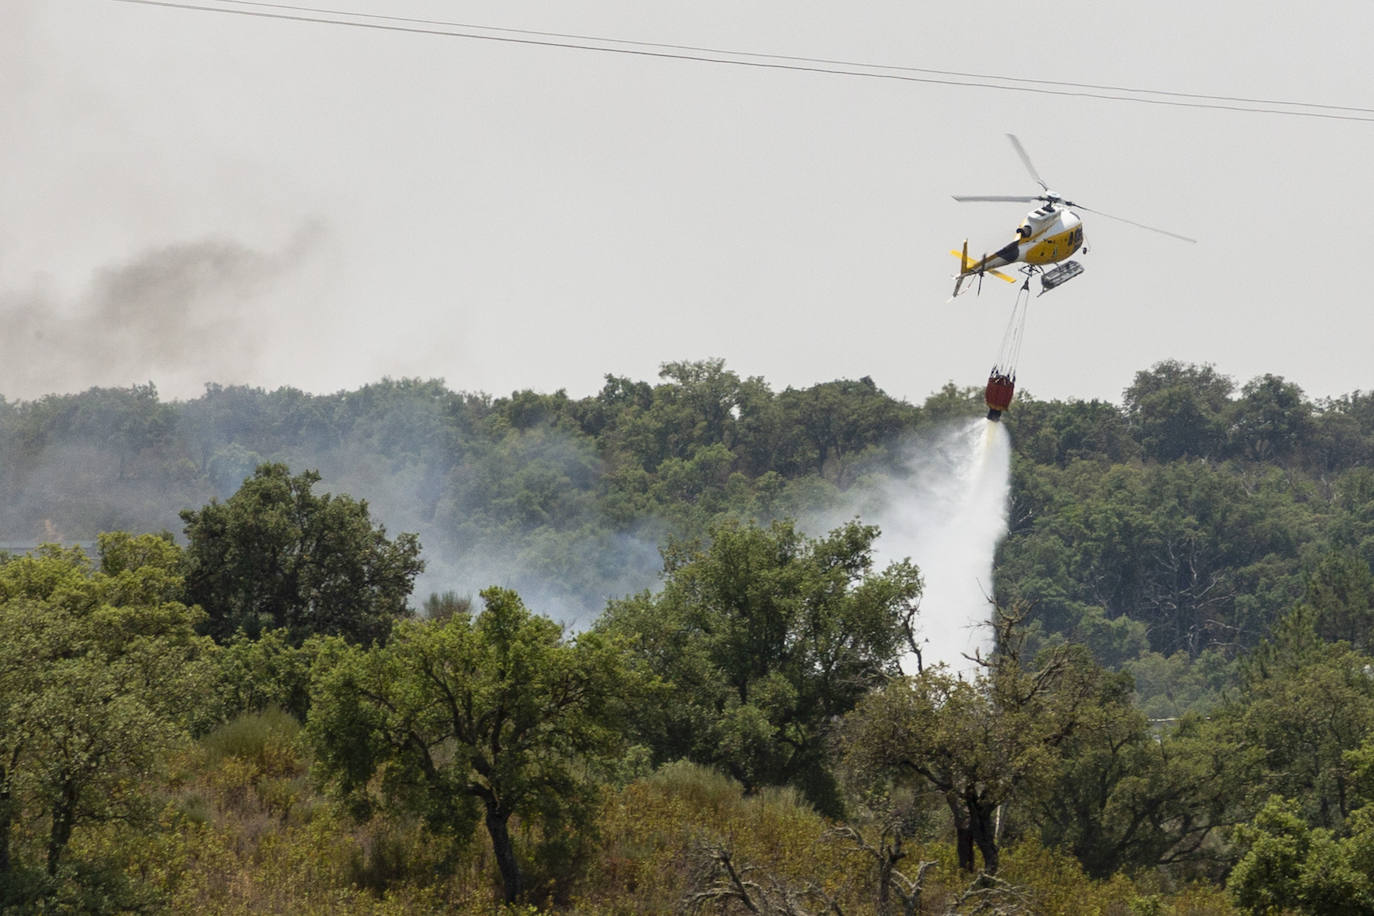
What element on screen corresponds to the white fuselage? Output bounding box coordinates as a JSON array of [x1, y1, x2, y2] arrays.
[[968, 205, 1085, 275]]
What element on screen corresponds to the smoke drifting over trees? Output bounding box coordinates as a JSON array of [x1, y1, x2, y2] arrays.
[[2, 362, 1372, 647], [0, 230, 321, 400], [811, 418, 1013, 673], [1, 360, 1373, 909]]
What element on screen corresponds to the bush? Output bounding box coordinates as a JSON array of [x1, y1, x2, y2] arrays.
[[201, 705, 304, 778]]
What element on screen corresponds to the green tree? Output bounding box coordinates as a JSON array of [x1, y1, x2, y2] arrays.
[[1233, 618, 1374, 831], [181, 463, 424, 644], [1229, 795, 1374, 915], [593, 359, 751, 473], [306, 587, 635, 904], [1300, 550, 1374, 651], [1229, 796, 1317, 914], [572, 373, 654, 443], [841, 609, 1108, 874], [657, 358, 750, 453], [778, 377, 915, 483], [999, 456, 1310, 659], [1123, 360, 1234, 462], [1230, 374, 1316, 464], [0, 536, 208, 902], [599, 518, 922, 816], [1311, 392, 1374, 472], [210, 627, 317, 722], [1032, 696, 1245, 877], [1008, 395, 1140, 467], [918, 381, 984, 427]]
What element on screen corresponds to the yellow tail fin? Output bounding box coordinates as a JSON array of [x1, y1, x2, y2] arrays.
[[951, 240, 971, 298], [949, 240, 972, 297]]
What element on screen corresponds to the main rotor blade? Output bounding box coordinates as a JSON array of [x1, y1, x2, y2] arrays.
[[1007, 134, 1049, 193], [952, 195, 1039, 203], [1075, 205, 1197, 243]]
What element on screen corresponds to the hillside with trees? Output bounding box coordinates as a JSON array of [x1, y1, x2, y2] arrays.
[[1, 359, 1373, 912]]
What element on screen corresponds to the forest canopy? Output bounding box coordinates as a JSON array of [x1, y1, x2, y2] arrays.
[[1, 359, 1372, 912]]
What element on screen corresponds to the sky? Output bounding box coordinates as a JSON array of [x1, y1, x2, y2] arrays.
[[4, 0, 1373, 407]]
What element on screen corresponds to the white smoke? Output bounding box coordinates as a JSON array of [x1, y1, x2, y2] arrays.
[[809, 418, 1012, 677]]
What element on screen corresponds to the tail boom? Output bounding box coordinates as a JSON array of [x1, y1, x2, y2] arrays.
[[949, 240, 1017, 297]]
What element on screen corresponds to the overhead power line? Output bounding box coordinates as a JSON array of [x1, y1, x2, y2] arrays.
[[111, 0, 1374, 123]]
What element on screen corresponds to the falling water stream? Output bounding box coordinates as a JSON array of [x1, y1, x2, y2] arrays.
[[847, 418, 1013, 677]]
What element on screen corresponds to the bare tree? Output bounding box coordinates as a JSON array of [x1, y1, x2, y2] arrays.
[[683, 844, 844, 916], [832, 824, 935, 916]]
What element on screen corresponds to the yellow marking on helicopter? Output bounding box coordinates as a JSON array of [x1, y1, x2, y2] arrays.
[[948, 134, 1193, 298], [948, 248, 1016, 282], [948, 239, 1018, 298], [1024, 224, 1085, 264]]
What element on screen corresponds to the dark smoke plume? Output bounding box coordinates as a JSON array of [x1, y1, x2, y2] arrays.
[[0, 226, 320, 399]]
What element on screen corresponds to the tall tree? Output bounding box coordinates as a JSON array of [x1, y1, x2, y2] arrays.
[[307, 588, 634, 904], [1228, 795, 1374, 915], [599, 518, 922, 816], [841, 609, 1108, 874], [181, 463, 424, 644], [1300, 550, 1374, 651], [1031, 694, 1246, 877], [1123, 360, 1234, 462], [0, 536, 208, 901], [1233, 612, 1374, 831], [1230, 374, 1315, 463], [778, 377, 915, 483]]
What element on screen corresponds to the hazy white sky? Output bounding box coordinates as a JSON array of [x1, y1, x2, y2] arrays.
[[4, 0, 1372, 405]]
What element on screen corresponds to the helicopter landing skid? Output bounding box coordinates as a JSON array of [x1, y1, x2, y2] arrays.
[[1038, 260, 1084, 295]]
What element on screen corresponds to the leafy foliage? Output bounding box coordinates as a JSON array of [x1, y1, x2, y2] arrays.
[[841, 609, 1124, 874], [181, 463, 424, 644], [307, 588, 636, 904], [600, 518, 921, 816], [4, 360, 1370, 665], [0, 537, 209, 907], [1, 360, 1374, 909], [1228, 796, 1374, 915]]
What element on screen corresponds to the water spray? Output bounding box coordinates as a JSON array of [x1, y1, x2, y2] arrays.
[[839, 418, 1012, 678]]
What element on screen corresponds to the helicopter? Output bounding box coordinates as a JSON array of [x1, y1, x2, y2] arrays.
[[949, 134, 1195, 298]]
